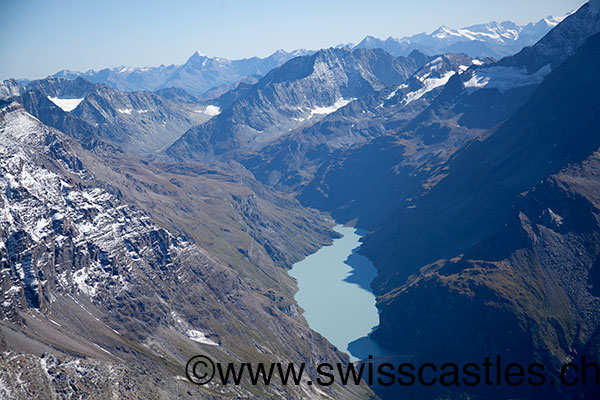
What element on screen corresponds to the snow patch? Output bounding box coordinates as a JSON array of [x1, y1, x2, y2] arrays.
[[464, 64, 551, 91], [386, 84, 408, 100], [403, 71, 456, 105], [0, 376, 13, 399], [544, 13, 572, 27], [307, 98, 354, 118], [47, 97, 84, 112], [186, 329, 219, 346], [204, 105, 221, 116], [117, 108, 132, 114], [73, 267, 99, 297], [547, 208, 564, 226]]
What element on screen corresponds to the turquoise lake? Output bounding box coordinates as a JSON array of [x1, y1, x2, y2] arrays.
[[289, 225, 391, 361]]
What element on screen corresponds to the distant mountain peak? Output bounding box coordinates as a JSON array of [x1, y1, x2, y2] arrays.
[[51, 49, 313, 96], [355, 36, 380, 49], [354, 12, 574, 59], [542, 14, 569, 27], [495, 1, 600, 74]]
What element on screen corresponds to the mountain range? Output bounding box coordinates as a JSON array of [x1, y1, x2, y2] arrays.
[[52, 49, 312, 97], [164, 2, 600, 397], [166, 47, 427, 160], [354, 13, 571, 58], [38, 13, 568, 101], [2, 1, 600, 399]]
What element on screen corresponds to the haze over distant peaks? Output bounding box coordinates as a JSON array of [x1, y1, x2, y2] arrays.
[[53, 48, 313, 96], [353, 13, 573, 58], [47, 14, 573, 99]]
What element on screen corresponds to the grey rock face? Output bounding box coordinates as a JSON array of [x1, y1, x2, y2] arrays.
[[244, 52, 479, 192], [0, 79, 25, 100], [296, 1, 600, 229], [166, 47, 420, 161]]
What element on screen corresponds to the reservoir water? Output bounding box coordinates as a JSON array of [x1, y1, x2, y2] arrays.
[[289, 225, 390, 361]]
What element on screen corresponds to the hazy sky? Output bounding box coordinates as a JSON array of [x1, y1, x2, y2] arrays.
[[0, 0, 587, 80]]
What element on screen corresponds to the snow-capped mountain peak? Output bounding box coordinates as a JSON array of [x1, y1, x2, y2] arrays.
[[354, 13, 574, 59], [542, 14, 569, 27]]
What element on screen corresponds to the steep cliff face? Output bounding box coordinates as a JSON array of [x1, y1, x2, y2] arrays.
[[364, 31, 600, 286], [292, 3, 600, 236], [373, 149, 600, 399], [0, 103, 371, 399]]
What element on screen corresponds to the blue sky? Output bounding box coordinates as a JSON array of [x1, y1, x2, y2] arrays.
[[0, 0, 586, 80]]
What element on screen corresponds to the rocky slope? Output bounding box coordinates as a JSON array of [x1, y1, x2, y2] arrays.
[[0, 103, 372, 399], [243, 52, 476, 192], [0, 80, 25, 100]]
